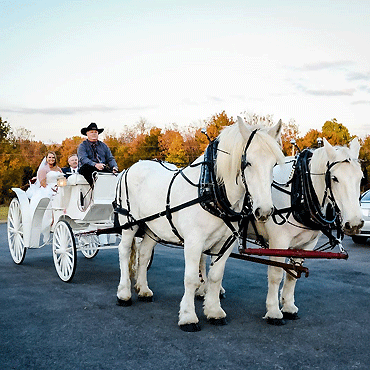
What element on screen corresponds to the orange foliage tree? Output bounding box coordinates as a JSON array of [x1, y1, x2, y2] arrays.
[[2, 112, 370, 205]]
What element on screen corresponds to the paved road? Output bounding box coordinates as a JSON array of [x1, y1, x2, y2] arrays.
[[1, 222, 370, 369]]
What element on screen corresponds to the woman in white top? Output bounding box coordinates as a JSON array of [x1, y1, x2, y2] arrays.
[[37, 151, 63, 187]]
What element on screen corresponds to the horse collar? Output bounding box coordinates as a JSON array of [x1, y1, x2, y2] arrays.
[[291, 149, 340, 230]]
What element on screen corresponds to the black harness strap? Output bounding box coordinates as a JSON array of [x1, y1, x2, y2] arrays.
[[270, 149, 346, 248]]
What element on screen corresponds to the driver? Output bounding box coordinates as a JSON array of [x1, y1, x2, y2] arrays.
[[77, 122, 118, 185]]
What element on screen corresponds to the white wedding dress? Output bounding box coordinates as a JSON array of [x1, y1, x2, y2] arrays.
[[25, 160, 64, 243]]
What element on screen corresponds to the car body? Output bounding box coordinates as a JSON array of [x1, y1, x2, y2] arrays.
[[352, 189, 370, 244]]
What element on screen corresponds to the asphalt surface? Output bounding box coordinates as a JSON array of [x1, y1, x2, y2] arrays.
[[1, 222, 370, 370]]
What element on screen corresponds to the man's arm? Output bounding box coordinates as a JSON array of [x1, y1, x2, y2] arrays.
[[77, 141, 96, 167], [100, 142, 118, 170]]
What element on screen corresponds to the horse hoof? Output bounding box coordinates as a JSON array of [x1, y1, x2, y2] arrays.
[[283, 312, 299, 320], [138, 295, 153, 302], [179, 323, 201, 332], [116, 297, 132, 307], [265, 317, 286, 326], [209, 317, 227, 326]]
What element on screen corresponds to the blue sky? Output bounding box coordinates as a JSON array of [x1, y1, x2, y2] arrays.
[[1, 0, 370, 142]]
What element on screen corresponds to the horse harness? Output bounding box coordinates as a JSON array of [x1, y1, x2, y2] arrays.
[[272, 148, 349, 248], [112, 130, 258, 256]]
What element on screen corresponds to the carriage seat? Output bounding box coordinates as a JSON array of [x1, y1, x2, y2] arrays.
[[67, 173, 89, 186]]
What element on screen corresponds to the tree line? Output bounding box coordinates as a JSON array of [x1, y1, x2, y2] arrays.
[[0, 112, 369, 205]]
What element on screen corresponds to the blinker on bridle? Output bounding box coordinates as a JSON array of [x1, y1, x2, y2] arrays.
[[321, 158, 351, 208]]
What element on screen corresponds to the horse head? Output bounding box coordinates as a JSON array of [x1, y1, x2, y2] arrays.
[[313, 138, 364, 235], [216, 117, 285, 222]]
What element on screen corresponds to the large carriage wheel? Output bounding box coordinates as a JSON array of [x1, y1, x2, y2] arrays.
[[80, 234, 99, 259], [52, 220, 77, 282], [7, 198, 27, 264]]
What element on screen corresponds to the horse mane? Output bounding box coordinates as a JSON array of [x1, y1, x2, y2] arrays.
[[215, 123, 284, 184]]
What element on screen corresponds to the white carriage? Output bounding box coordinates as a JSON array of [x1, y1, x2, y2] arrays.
[[7, 172, 120, 282]]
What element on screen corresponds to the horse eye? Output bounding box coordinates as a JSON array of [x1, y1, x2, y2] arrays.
[[332, 176, 339, 183]]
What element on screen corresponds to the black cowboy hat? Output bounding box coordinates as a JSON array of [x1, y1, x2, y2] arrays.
[[81, 123, 104, 136]]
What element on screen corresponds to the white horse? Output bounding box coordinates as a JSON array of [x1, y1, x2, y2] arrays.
[[115, 117, 285, 331], [253, 137, 364, 324]]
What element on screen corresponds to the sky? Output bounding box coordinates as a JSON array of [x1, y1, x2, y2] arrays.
[[1, 0, 370, 143]]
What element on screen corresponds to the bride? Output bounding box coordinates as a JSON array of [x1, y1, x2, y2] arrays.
[[26, 152, 64, 242], [27, 151, 63, 198]]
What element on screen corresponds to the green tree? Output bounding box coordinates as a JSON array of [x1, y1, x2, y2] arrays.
[[322, 118, 352, 145]]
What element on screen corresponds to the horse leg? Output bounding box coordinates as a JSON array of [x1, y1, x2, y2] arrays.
[[203, 248, 232, 325], [195, 254, 208, 299], [196, 255, 226, 300], [280, 266, 299, 320], [264, 258, 285, 325], [134, 235, 157, 302], [179, 242, 203, 332], [116, 230, 136, 306]]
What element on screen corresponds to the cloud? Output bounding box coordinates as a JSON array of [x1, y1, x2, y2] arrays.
[[351, 100, 370, 105], [346, 72, 370, 81], [208, 96, 224, 103], [358, 85, 370, 93], [1, 105, 156, 115], [299, 61, 354, 71], [304, 88, 355, 96]]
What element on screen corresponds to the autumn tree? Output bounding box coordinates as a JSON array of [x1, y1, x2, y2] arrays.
[[297, 129, 322, 151], [204, 111, 235, 140], [159, 130, 186, 166], [280, 119, 299, 156], [58, 136, 84, 167], [321, 118, 352, 145]]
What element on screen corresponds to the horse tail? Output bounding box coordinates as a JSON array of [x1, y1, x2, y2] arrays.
[[128, 238, 137, 280]]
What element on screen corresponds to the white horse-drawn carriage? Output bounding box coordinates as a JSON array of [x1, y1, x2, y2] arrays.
[[7, 171, 119, 282], [6, 117, 364, 331]]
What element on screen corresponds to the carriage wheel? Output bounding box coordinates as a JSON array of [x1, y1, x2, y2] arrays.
[[7, 198, 27, 264], [52, 220, 77, 282], [80, 235, 100, 259]]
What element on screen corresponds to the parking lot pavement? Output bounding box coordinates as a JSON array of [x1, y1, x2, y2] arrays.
[[1, 222, 370, 370]]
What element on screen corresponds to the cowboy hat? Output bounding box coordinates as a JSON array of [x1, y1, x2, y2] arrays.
[[81, 123, 104, 136]]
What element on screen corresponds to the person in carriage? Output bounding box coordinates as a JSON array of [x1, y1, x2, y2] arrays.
[[62, 153, 79, 178], [77, 123, 119, 186], [26, 151, 63, 198]]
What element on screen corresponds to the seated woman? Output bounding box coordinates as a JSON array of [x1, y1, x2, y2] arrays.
[[37, 151, 63, 187], [27, 151, 63, 198]]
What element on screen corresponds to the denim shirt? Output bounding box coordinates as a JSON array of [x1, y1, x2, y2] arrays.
[[77, 140, 118, 169]]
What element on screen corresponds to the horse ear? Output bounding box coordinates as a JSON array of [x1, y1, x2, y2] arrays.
[[268, 119, 283, 141], [349, 137, 360, 159], [323, 138, 337, 161], [237, 116, 252, 140]]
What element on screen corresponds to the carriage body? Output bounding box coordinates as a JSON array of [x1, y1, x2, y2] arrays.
[[7, 172, 119, 281]]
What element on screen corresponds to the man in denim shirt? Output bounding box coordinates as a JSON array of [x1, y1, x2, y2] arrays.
[[78, 123, 118, 185]]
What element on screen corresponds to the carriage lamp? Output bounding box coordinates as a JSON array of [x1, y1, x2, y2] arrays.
[[57, 177, 68, 187]]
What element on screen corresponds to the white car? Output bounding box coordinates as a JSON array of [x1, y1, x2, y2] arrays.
[[352, 189, 370, 244]]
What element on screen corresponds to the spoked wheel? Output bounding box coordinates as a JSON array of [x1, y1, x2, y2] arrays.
[[52, 220, 77, 282], [7, 198, 26, 264], [80, 234, 100, 259]]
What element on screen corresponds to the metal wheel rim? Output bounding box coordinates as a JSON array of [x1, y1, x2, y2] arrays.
[[52, 221, 77, 282], [7, 198, 26, 264]]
